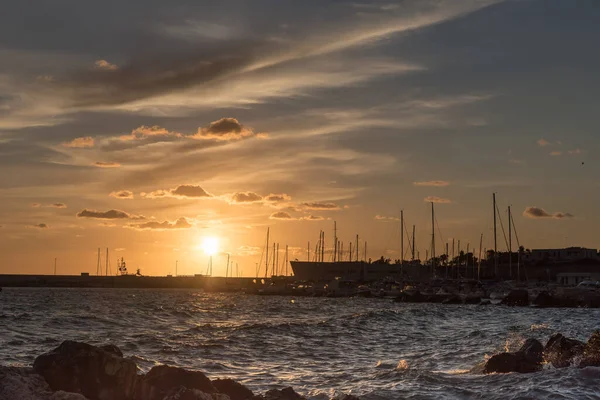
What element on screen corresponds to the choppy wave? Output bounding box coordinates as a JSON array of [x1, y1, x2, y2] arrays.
[[1, 288, 600, 399]]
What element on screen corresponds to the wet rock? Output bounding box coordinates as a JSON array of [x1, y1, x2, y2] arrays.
[[162, 386, 230, 400], [394, 291, 426, 303], [483, 339, 543, 374], [543, 333, 585, 368], [580, 330, 600, 367], [0, 366, 54, 400], [463, 296, 481, 305], [264, 387, 306, 400], [335, 395, 360, 400], [33, 341, 137, 400], [441, 295, 463, 305], [533, 292, 580, 308], [50, 392, 89, 400], [99, 344, 124, 358], [478, 300, 491, 306], [212, 378, 254, 400], [501, 289, 529, 307], [135, 365, 216, 400]]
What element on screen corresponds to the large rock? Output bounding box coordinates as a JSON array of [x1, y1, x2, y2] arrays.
[[33, 341, 137, 400], [394, 291, 426, 303], [483, 338, 543, 374], [501, 289, 529, 307], [580, 330, 600, 367], [264, 387, 305, 400], [135, 365, 216, 400], [162, 386, 231, 400], [543, 333, 585, 368], [0, 366, 88, 400], [212, 379, 254, 400], [533, 292, 580, 308]]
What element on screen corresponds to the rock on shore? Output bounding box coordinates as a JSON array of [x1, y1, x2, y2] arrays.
[[0, 341, 322, 400], [481, 330, 600, 374]]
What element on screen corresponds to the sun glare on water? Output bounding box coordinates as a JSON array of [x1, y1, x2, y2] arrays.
[[201, 237, 220, 256]]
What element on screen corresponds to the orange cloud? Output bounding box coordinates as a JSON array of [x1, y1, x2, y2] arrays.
[[413, 181, 450, 187], [537, 138, 550, 147], [94, 60, 118, 71], [375, 215, 400, 221], [33, 223, 48, 228], [62, 137, 94, 148], [550, 151, 562, 156], [302, 202, 340, 210], [264, 193, 292, 202], [270, 211, 294, 220], [94, 161, 121, 168], [128, 217, 192, 230], [121, 125, 182, 141], [143, 185, 212, 199], [424, 196, 452, 204], [301, 215, 325, 221]]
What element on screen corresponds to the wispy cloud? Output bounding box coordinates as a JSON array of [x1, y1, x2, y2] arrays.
[[413, 180, 450, 187], [229, 192, 263, 204], [33, 223, 48, 228], [523, 206, 574, 219], [94, 161, 121, 168], [537, 138, 551, 147], [302, 202, 341, 210], [128, 217, 192, 230], [375, 215, 400, 222], [424, 196, 452, 204], [62, 137, 95, 148], [142, 185, 212, 199], [550, 151, 562, 156]]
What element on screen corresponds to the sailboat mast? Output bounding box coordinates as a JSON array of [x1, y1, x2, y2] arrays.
[[285, 245, 289, 276], [400, 210, 404, 266], [412, 225, 416, 261], [355, 234, 359, 262], [508, 205, 513, 279], [105, 248, 109, 276], [493, 193, 498, 277], [431, 202, 436, 271], [321, 231, 325, 262], [478, 233, 483, 280], [264, 227, 270, 278], [333, 221, 337, 262], [307, 241, 310, 262]]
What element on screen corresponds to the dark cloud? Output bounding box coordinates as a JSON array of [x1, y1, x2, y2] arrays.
[[77, 209, 132, 219], [110, 190, 134, 199], [171, 185, 211, 198], [33, 223, 48, 228], [63, 50, 257, 107], [231, 192, 263, 203], [143, 185, 212, 199], [523, 207, 574, 219], [31, 203, 67, 208], [265, 193, 292, 202], [192, 118, 263, 141], [269, 211, 293, 220], [302, 202, 340, 210], [128, 217, 192, 230]]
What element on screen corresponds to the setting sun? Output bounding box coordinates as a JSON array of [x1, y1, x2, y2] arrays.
[[201, 237, 220, 256]]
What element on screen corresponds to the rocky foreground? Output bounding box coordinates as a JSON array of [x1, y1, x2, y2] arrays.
[[476, 330, 600, 374], [0, 341, 358, 400]]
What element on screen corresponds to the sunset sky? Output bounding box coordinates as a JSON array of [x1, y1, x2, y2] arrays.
[[1, 0, 598, 276]]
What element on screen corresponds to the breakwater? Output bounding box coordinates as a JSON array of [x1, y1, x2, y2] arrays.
[[0, 274, 294, 291]]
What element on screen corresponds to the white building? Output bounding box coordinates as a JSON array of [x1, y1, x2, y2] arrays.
[[528, 247, 598, 263], [557, 272, 600, 286]]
